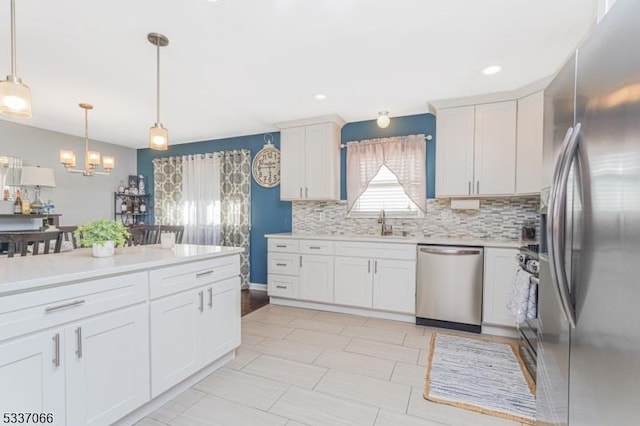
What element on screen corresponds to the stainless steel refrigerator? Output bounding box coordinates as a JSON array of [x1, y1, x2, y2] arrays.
[[537, 0, 640, 424]]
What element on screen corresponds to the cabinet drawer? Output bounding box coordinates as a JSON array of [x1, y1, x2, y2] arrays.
[[334, 241, 417, 261], [268, 253, 299, 276], [0, 272, 148, 342], [299, 239, 334, 255], [267, 274, 299, 299], [149, 255, 240, 300], [268, 239, 299, 253]]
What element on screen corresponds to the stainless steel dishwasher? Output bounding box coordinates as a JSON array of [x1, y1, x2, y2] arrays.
[[416, 245, 484, 333]]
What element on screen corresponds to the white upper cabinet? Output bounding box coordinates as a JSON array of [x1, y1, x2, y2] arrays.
[[277, 115, 345, 201], [516, 91, 544, 194], [436, 100, 519, 197], [280, 126, 306, 200], [474, 101, 517, 195], [435, 106, 475, 197]]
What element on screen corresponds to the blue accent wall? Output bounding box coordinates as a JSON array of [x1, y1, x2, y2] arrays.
[[137, 133, 292, 285], [136, 112, 436, 284], [341, 113, 436, 199]]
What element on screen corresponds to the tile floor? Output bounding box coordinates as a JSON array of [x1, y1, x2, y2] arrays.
[[138, 304, 528, 426]]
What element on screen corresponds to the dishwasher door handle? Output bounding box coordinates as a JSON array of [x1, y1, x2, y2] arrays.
[[419, 247, 481, 256]]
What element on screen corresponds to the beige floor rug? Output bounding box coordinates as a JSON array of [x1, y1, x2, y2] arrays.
[[424, 332, 536, 424]]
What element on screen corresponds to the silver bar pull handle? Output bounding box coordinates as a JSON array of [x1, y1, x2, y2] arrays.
[[199, 291, 204, 312], [75, 327, 82, 359], [196, 270, 214, 278], [275, 263, 287, 267], [476, 181, 479, 194], [309, 246, 321, 250], [300, 188, 303, 198], [275, 244, 287, 248], [548, 123, 580, 328], [374, 260, 378, 274], [45, 299, 86, 313], [419, 247, 481, 255], [276, 285, 287, 289], [299, 255, 302, 267], [52, 334, 60, 367], [368, 260, 371, 273], [468, 181, 471, 195], [208, 288, 213, 308]]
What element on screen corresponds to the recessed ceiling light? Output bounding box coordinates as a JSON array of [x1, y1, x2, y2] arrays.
[[482, 65, 502, 75], [314, 94, 327, 101]]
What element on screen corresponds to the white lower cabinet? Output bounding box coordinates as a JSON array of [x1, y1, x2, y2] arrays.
[[334, 257, 416, 314], [268, 238, 417, 315], [150, 288, 204, 398], [66, 304, 149, 426], [0, 254, 242, 426], [0, 330, 66, 423], [203, 277, 241, 362], [334, 257, 372, 308], [483, 247, 518, 327], [0, 304, 150, 426], [299, 254, 334, 303], [150, 277, 241, 398], [372, 259, 416, 314]]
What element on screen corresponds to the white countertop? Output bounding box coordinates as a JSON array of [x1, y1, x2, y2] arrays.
[[0, 244, 243, 295], [265, 233, 527, 249]]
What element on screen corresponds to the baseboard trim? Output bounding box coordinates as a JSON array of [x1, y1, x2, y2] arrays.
[[269, 297, 415, 323], [248, 282, 267, 291], [481, 324, 519, 338], [113, 351, 235, 426]]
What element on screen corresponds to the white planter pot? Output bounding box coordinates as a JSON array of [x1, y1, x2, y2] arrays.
[[92, 241, 115, 258]]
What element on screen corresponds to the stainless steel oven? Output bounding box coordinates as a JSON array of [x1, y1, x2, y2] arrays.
[[517, 244, 539, 381]]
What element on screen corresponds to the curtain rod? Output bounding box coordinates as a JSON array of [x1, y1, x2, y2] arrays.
[[340, 134, 432, 148]]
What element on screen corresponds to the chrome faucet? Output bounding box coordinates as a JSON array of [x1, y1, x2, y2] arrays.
[[378, 209, 393, 236]]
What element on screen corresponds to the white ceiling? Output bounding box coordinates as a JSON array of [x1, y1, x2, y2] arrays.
[[0, 0, 596, 148]]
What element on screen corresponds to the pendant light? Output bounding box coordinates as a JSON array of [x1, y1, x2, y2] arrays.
[[59, 103, 115, 176], [148, 32, 169, 150], [0, 0, 32, 118]]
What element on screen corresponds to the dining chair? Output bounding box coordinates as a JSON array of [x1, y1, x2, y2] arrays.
[[58, 226, 79, 249], [0, 231, 63, 258], [127, 225, 160, 246], [159, 225, 184, 244]]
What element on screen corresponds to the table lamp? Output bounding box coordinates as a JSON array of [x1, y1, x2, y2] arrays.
[[20, 166, 56, 214]]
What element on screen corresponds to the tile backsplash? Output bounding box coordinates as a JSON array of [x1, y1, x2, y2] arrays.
[[292, 197, 540, 240]]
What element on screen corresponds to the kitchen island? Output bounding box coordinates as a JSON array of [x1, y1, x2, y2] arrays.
[[0, 244, 243, 426]]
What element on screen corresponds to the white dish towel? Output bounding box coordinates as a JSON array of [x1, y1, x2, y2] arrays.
[[507, 267, 536, 324]]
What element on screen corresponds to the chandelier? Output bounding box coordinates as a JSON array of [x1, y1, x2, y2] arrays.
[[59, 103, 115, 176]]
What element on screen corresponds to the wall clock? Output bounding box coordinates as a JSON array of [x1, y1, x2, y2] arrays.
[[252, 134, 281, 188]]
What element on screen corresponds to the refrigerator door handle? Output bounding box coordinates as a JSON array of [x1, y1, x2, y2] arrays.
[[548, 123, 581, 328]]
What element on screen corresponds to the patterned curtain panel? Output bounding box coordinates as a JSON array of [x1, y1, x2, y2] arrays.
[[152, 157, 183, 225], [220, 150, 252, 289]]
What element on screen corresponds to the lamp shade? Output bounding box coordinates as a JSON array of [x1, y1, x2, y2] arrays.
[[150, 124, 168, 150], [20, 166, 56, 187], [0, 79, 32, 119]]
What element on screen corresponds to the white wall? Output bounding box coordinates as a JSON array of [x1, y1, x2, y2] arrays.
[[0, 120, 136, 225]]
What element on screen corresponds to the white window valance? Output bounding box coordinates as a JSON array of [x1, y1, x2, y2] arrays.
[[346, 134, 426, 213]]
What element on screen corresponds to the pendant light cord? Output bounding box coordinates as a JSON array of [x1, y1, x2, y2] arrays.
[[156, 36, 161, 124], [84, 107, 89, 170], [10, 0, 17, 76]]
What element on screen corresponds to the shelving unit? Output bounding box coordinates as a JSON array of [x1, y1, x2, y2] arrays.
[[114, 193, 151, 226]]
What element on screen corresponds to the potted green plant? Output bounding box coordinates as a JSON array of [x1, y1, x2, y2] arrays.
[[75, 218, 130, 258]]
